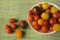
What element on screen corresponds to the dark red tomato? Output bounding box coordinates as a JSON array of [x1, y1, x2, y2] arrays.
[[32, 6, 40, 15], [48, 5, 53, 9], [20, 20, 28, 29]]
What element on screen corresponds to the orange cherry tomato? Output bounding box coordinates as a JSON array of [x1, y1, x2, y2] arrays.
[[16, 29, 22, 38]]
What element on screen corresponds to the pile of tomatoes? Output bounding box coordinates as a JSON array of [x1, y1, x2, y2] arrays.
[[28, 3, 60, 33], [4, 18, 28, 38]]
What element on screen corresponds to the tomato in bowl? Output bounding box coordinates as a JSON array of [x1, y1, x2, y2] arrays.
[[28, 2, 60, 34]]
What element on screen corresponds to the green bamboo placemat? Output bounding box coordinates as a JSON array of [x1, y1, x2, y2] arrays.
[[0, 0, 60, 40]]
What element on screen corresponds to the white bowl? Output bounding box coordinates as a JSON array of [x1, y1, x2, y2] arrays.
[[28, 2, 60, 34]]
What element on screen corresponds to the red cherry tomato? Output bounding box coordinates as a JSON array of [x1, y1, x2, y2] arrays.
[[28, 15, 34, 22], [34, 15, 39, 20], [53, 13, 60, 19], [9, 18, 17, 23], [6, 28, 13, 34], [34, 25, 41, 31], [41, 26, 48, 33], [28, 9, 33, 15], [43, 21, 49, 26], [5, 25, 10, 29], [11, 23, 17, 29], [49, 18, 56, 25]]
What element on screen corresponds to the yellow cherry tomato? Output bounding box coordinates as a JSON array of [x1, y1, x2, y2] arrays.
[[42, 3, 49, 9], [53, 24, 60, 31], [51, 7, 58, 14], [41, 12, 49, 20]]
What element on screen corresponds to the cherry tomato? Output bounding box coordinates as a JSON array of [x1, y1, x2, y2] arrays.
[[5, 25, 10, 29], [49, 26, 54, 32], [53, 13, 60, 19], [9, 18, 17, 23], [41, 26, 48, 33], [6, 28, 13, 34], [49, 18, 56, 25], [16, 29, 22, 38], [34, 25, 41, 31], [11, 23, 17, 29]]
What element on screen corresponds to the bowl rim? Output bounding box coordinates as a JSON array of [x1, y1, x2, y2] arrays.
[[27, 2, 60, 34]]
